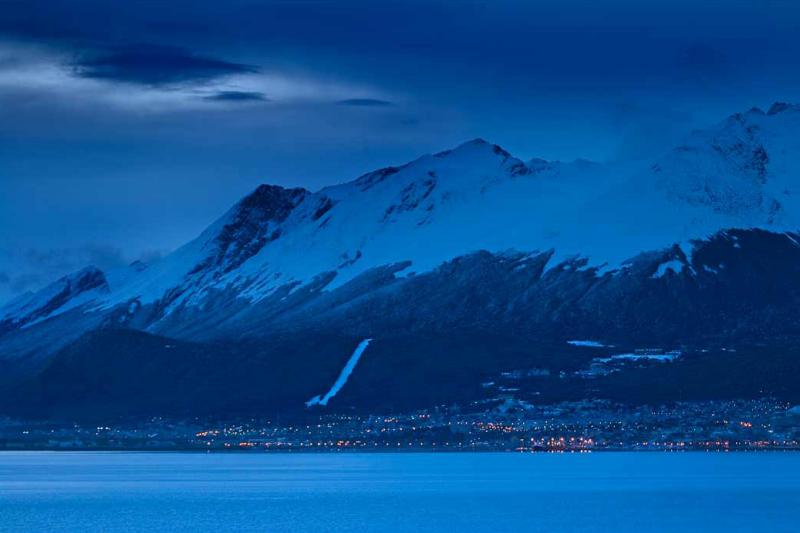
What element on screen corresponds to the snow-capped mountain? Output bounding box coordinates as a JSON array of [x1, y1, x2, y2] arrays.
[[0, 267, 108, 333], [4, 103, 800, 417]]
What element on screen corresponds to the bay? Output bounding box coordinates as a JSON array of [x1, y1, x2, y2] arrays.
[[1, 452, 798, 532]]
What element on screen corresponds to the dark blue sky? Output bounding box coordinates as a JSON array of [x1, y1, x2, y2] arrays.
[[1, 0, 799, 302]]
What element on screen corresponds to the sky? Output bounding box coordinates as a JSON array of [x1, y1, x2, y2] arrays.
[[1, 0, 800, 303]]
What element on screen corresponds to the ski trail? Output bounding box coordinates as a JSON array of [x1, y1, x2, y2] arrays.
[[306, 338, 372, 407]]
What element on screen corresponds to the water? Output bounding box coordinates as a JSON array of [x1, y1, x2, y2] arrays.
[[1, 452, 799, 532]]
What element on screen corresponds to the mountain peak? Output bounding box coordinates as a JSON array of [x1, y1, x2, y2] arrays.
[[461, 137, 491, 147], [128, 260, 148, 272], [191, 183, 309, 276], [767, 101, 799, 115], [241, 184, 308, 211], [429, 138, 510, 160], [70, 265, 106, 280], [0, 266, 108, 329]]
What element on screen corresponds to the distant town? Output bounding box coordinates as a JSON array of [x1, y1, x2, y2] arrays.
[[2, 398, 798, 452]]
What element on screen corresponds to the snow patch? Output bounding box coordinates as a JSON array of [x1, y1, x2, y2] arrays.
[[785, 233, 800, 247], [651, 259, 684, 279], [594, 352, 680, 363], [566, 340, 608, 348]]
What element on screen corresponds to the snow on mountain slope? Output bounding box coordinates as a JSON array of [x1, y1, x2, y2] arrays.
[[95, 184, 311, 312], [653, 103, 800, 223], [578, 103, 800, 267], [0, 267, 108, 331], [5, 103, 800, 332], [185, 102, 800, 306], [91, 138, 628, 315]]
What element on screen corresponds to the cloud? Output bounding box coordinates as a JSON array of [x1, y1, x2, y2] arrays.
[[337, 98, 393, 107], [203, 90, 268, 102], [0, 41, 386, 114], [73, 44, 256, 86]]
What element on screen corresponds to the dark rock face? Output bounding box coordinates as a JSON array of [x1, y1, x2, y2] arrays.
[[311, 196, 336, 221], [191, 184, 308, 276], [768, 102, 796, 115], [383, 177, 437, 223], [355, 165, 404, 191], [226, 228, 800, 347]]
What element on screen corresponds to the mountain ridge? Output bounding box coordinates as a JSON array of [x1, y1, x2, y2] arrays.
[[3, 102, 800, 417], [6, 102, 800, 339]]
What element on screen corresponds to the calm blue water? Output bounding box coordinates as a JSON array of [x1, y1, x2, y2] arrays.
[[1, 452, 799, 532]]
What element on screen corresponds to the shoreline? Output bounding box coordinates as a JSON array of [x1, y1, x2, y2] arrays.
[[2, 446, 799, 453]]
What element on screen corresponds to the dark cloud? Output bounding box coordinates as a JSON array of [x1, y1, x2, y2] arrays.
[[203, 91, 268, 102], [73, 44, 257, 86], [337, 98, 393, 107]]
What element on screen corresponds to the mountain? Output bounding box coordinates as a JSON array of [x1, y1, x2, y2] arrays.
[[0, 267, 108, 334], [4, 102, 800, 418]]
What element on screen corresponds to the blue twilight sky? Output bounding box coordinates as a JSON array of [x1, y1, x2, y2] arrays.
[[1, 0, 800, 303]]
